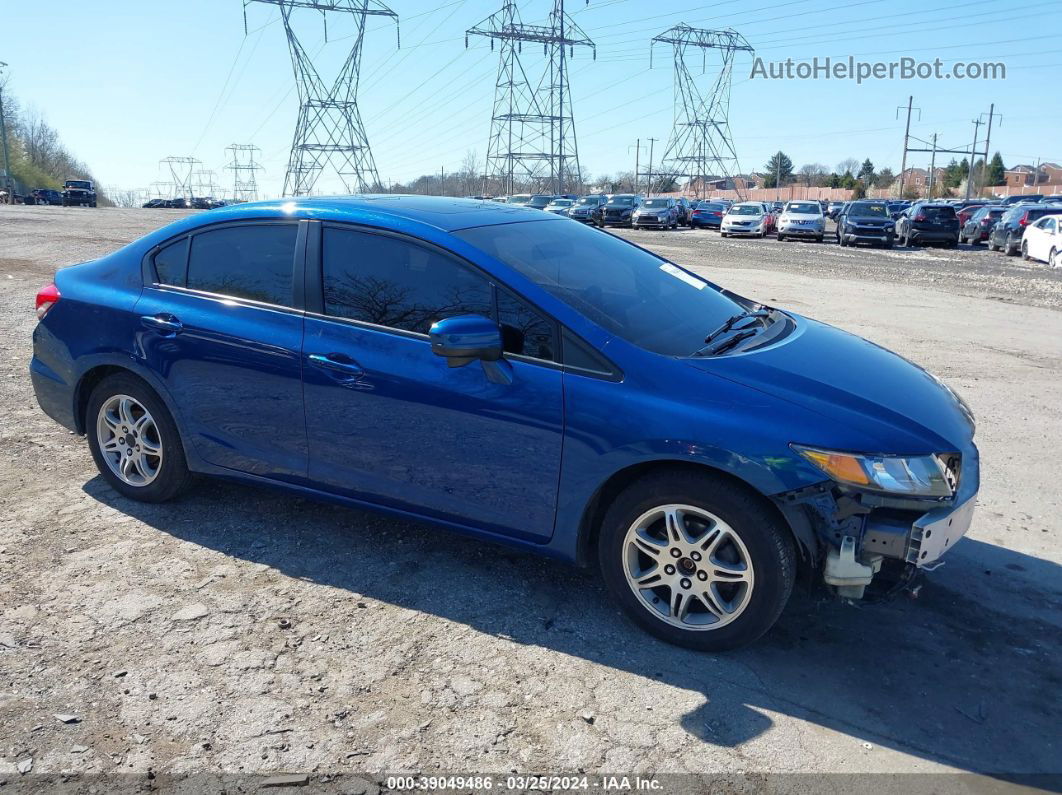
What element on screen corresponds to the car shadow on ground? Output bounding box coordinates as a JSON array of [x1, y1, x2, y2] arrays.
[[84, 476, 1062, 779]]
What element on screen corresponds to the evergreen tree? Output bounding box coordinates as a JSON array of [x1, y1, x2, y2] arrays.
[[857, 158, 875, 184], [763, 151, 794, 188], [987, 152, 1006, 186]]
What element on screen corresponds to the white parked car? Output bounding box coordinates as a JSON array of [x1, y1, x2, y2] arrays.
[[1020, 213, 1062, 267], [720, 202, 774, 238], [776, 200, 825, 242]]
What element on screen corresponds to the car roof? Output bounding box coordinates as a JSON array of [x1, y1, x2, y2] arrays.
[[175, 195, 562, 233]]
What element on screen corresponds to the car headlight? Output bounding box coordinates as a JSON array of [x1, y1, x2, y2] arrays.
[[792, 444, 956, 497]]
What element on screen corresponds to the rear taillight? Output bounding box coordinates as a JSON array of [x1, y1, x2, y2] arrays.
[[914, 214, 926, 222], [1019, 212, 1030, 226], [36, 283, 60, 320]]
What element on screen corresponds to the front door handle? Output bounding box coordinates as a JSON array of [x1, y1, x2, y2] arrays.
[[307, 352, 364, 377], [141, 314, 183, 335]]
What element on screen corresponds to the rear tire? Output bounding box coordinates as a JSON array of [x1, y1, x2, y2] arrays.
[[86, 373, 191, 503], [776, 234, 785, 242], [1050, 248, 1059, 268], [597, 470, 796, 652], [1021, 241, 1030, 261]]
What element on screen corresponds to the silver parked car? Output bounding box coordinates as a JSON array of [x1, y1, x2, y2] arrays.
[[544, 198, 575, 216], [776, 200, 825, 242], [720, 202, 773, 238]]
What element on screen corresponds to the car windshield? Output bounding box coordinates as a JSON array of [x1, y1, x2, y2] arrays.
[[849, 202, 889, 217], [529, 196, 552, 207], [508, 195, 531, 205], [643, 199, 669, 208], [700, 203, 724, 211], [455, 220, 744, 356], [575, 197, 599, 205], [607, 197, 636, 206], [549, 200, 572, 207], [729, 205, 762, 216], [66, 181, 91, 189], [785, 202, 819, 214]]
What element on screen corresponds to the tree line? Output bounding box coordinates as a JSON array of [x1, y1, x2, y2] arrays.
[[761, 150, 1008, 199], [0, 77, 107, 203]]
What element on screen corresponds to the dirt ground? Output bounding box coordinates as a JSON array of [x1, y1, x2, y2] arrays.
[[0, 206, 1059, 789]]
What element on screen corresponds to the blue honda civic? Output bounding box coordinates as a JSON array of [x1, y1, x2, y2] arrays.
[[30, 196, 978, 650]]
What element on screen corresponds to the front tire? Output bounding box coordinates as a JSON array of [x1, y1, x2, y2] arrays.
[[1021, 241, 1030, 261], [597, 470, 796, 651], [86, 373, 191, 502], [1050, 247, 1059, 268]]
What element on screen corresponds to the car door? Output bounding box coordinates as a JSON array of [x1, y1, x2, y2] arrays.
[[1035, 217, 1055, 260], [300, 223, 564, 541], [135, 220, 308, 478]]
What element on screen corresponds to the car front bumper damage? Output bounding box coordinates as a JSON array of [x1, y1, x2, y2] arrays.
[[775, 447, 979, 599]]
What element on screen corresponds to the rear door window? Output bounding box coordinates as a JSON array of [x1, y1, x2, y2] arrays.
[[186, 224, 299, 306]]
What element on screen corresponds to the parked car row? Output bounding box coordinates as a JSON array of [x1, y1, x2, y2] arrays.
[[143, 197, 228, 210]]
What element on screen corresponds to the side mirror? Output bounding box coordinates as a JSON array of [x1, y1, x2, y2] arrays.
[[429, 314, 503, 368]]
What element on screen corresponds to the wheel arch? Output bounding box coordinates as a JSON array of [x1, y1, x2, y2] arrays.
[[575, 459, 818, 572], [72, 363, 199, 469]]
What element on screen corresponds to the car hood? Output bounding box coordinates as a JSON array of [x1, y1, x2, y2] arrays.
[[781, 213, 822, 221], [686, 315, 974, 454]]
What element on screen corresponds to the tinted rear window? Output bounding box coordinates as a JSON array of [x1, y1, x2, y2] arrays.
[[920, 206, 956, 219], [153, 237, 188, 286], [186, 224, 298, 306]]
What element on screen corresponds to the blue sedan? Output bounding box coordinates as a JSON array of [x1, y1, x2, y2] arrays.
[[30, 196, 978, 650]]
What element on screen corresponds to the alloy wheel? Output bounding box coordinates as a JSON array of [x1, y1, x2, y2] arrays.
[[622, 504, 755, 631], [96, 394, 163, 487]]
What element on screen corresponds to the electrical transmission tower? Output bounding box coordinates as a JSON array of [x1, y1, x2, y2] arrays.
[[244, 0, 399, 197], [467, 0, 594, 196], [160, 156, 201, 200], [651, 25, 752, 199], [225, 144, 264, 202], [193, 169, 222, 198]]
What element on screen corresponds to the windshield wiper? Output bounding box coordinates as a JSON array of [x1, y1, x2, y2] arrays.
[[702, 328, 759, 356], [703, 308, 772, 346]]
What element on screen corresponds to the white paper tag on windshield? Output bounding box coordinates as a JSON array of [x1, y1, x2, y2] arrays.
[[660, 263, 706, 290]]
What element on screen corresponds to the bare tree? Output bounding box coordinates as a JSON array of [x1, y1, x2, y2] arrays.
[[797, 163, 829, 187], [459, 149, 479, 196], [837, 158, 860, 177]]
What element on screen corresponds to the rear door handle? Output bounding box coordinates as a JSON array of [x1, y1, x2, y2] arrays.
[[140, 314, 183, 335], [307, 352, 364, 377]]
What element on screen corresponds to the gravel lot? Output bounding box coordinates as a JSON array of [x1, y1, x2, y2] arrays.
[[0, 206, 1059, 787]]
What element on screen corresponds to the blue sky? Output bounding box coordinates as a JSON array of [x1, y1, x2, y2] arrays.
[[3, 0, 1059, 197]]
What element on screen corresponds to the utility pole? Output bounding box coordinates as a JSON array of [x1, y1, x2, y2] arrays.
[[896, 96, 920, 198], [979, 104, 999, 194], [964, 117, 983, 201], [646, 137, 657, 197], [0, 62, 11, 185], [927, 133, 938, 199], [628, 139, 642, 194]]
